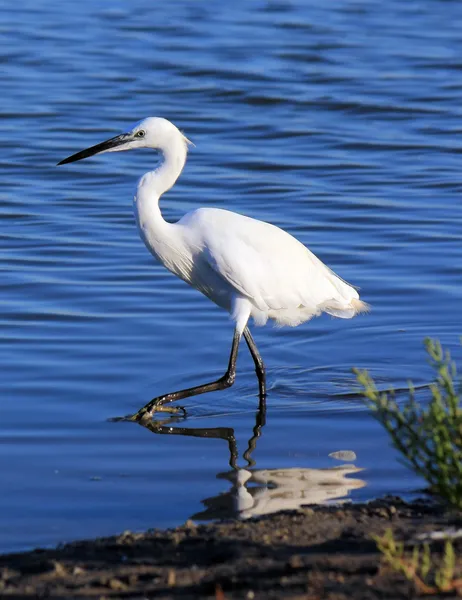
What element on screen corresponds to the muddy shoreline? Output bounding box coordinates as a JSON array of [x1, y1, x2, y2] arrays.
[[0, 497, 460, 599]]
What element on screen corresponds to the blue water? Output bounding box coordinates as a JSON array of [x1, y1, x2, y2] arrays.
[[1, 0, 462, 553]]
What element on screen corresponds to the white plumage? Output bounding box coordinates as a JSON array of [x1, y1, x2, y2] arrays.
[[132, 118, 368, 335], [182, 207, 364, 326], [58, 116, 368, 419]]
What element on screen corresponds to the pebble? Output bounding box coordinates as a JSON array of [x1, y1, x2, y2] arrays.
[[167, 569, 176, 586], [53, 562, 67, 577], [288, 555, 303, 569], [108, 578, 127, 591], [328, 450, 357, 462], [1, 568, 19, 581]]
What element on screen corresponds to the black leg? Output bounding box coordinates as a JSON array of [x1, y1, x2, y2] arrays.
[[127, 327, 241, 423], [243, 327, 266, 397]]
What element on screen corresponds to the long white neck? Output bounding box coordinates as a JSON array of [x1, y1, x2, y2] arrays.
[[137, 133, 188, 205], [134, 134, 189, 265]]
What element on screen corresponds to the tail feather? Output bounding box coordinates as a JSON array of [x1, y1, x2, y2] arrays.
[[320, 297, 370, 319], [351, 298, 371, 314]]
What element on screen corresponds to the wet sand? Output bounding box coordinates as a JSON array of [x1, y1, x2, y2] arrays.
[[0, 497, 460, 599]]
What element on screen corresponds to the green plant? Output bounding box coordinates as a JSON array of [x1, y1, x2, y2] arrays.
[[354, 338, 462, 510], [373, 528, 461, 594]]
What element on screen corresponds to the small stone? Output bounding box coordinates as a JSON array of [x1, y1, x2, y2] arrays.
[[117, 530, 133, 545], [108, 578, 127, 591], [1, 568, 19, 581], [53, 561, 67, 577], [247, 591, 255, 599], [329, 450, 357, 462], [73, 566, 85, 576], [167, 570, 176, 586], [184, 519, 196, 530], [289, 555, 303, 570]]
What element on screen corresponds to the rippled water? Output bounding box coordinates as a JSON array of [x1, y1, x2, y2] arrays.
[[1, 0, 462, 553]]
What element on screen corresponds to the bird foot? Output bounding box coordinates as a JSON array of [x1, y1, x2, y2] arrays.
[[108, 404, 187, 424]]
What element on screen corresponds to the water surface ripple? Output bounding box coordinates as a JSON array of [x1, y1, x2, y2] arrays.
[[1, 0, 462, 552]]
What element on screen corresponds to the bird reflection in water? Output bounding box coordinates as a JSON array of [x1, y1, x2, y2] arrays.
[[135, 397, 365, 521]]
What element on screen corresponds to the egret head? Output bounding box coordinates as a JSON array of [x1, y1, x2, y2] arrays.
[[57, 117, 192, 166]]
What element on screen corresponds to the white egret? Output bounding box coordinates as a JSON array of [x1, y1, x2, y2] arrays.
[[58, 117, 368, 422]]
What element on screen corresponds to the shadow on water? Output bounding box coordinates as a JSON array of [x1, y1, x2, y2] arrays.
[[130, 395, 366, 522]]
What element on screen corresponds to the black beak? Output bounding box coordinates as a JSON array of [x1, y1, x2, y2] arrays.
[[57, 133, 132, 166]]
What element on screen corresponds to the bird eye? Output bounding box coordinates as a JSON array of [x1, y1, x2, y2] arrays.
[[135, 130, 146, 138]]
